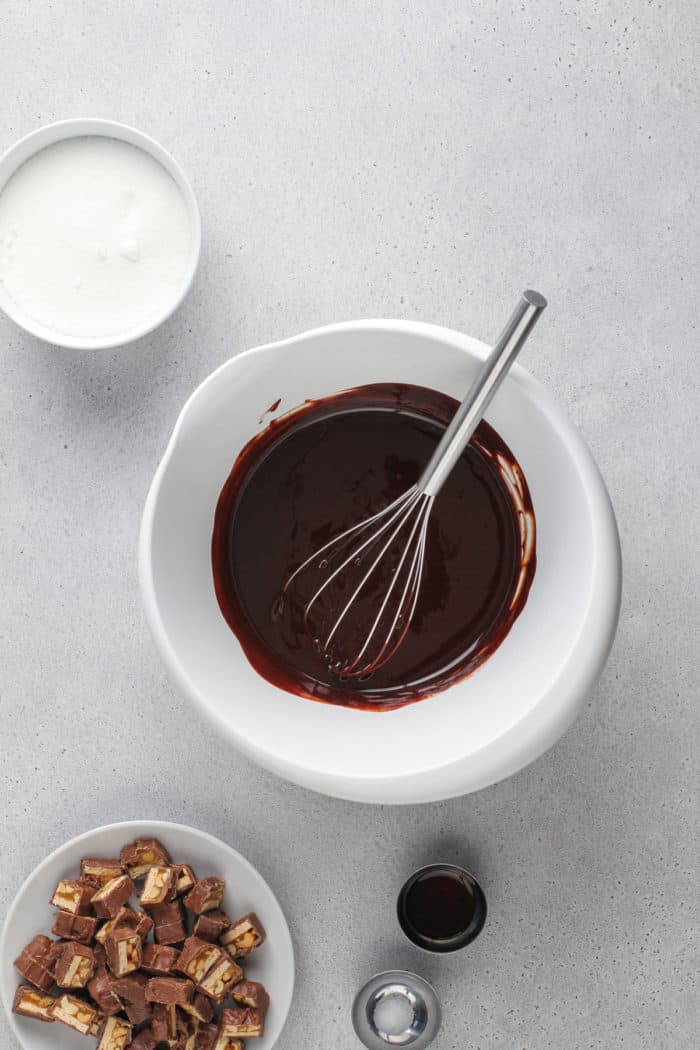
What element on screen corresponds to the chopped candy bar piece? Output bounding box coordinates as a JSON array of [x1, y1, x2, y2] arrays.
[[145, 976, 194, 1006], [120, 839, 172, 879], [194, 1023, 219, 1050], [12, 984, 55, 1022], [184, 877, 225, 915], [142, 942, 180, 975], [152, 1002, 178, 1041], [93, 942, 107, 968], [112, 970, 148, 1005], [175, 937, 223, 984], [181, 989, 215, 1024], [174, 864, 197, 896], [151, 900, 187, 945], [13, 934, 56, 992], [219, 912, 266, 957], [125, 1000, 153, 1025], [80, 858, 125, 886], [54, 942, 95, 988], [49, 992, 98, 1035], [92, 874, 136, 919], [87, 967, 123, 1016], [232, 979, 269, 1011], [52, 910, 97, 944], [219, 1005, 265, 1038], [96, 1015, 132, 1050], [193, 910, 230, 942], [104, 927, 142, 976], [198, 953, 242, 1004], [96, 906, 153, 944], [129, 1026, 158, 1050], [50, 878, 95, 916], [140, 864, 176, 907], [213, 1036, 245, 1050]]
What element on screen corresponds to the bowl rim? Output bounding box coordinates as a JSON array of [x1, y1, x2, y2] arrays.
[[0, 117, 201, 350], [139, 318, 622, 803], [0, 819, 295, 1048]]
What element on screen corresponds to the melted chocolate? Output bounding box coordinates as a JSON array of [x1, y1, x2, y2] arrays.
[[212, 383, 536, 710]]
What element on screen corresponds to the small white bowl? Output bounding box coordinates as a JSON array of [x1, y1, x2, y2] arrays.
[[0, 820, 294, 1050], [0, 119, 201, 349], [140, 320, 622, 804]]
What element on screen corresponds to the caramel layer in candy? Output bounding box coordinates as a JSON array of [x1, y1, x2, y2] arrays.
[[194, 1022, 220, 1050], [152, 1002, 178, 1041], [50, 878, 95, 916], [146, 975, 194, 1006], [87, 967, 123, 1016], [96, 1015, 132, 1050], [81, 858, 125, 886], [194, 910, 230, 942], [13, 934, 56, 992], [219, 912, 266, 957], [174, 864, 197, 896], [181, 989, 215, 1023], [198, 953, 242, 1003], [219, 1005, 265, 1038], [232, 979, 269, 1011], [92, 874, 136, 919], [184, 877, 225, 915], [175, 937, 223, 984], [129, 1026, 158, 1050], [54, 942, 95, 988], [49, 992, 98, 1035], [12, 984, 55, 1022], [120, 838, 172, 879], [140, 864, 176, 907], [142, 942, 180, 975], [104, 927, 142, 976], [151, 900, 187, 945], [52, 910, 98, 944]]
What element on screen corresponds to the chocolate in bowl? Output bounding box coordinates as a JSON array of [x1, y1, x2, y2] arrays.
[[212, 383, 535, 709]]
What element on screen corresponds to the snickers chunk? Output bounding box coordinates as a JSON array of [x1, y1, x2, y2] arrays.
[[50, 878, 94, 915], [184, 877, 225, 915], [54, 941, 95, 988], [12, 985, 55, 1022], [141, 942, 180, 975], [49, 993, 98, 1035], [96, 1015, 132, 1050], [120, 838, 171, 879], [232, 979, 269, 1010], [175, 936, 223, 984], [104, 927, 142, 976], [87, 967, 123, 1016], [91, 874, 136, 919], [150, 899, 187, 945], [219, 1005, 265, 1038], [140, 864, 176, 907], [194, 909, 230, 942], [80, 858, 125, 886], [52, 910, 97, 944], [198, 953, 242, 1004], [13, 934, 56, 992], [145, 975, 194, 1006], [220, 912, 266, 957]]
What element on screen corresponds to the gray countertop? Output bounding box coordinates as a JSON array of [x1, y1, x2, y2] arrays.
[[1, 2, 697, 1047]]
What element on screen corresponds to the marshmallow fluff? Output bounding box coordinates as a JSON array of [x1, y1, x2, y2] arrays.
[[0, 136, 192, 339]]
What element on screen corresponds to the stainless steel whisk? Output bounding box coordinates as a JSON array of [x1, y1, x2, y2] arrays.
[[280, 290, 547, 679]]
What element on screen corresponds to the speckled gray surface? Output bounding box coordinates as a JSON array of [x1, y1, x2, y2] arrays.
[[1, 1, 698, 1047]]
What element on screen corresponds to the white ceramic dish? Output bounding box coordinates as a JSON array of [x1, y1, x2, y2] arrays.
[[0, 119, 201, 349], [139, 320, 622, 804], [0, 820, 294, 1049]]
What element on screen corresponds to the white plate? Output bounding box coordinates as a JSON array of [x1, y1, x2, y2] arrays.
[[140, 320, 622, 803], [0, 820, 294, 1050]]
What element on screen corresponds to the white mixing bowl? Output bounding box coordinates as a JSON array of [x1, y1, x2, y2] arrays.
[[139, 320, 621, 803]]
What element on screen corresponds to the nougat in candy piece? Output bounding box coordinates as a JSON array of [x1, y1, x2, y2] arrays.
[[175, 937, 223, 984], [50, 878, 95, 916], [80, 858, 125, 886], [181, 989, 215, 1023], [12, 984, 55, 1022], [96, 1015, 132, 1050], [13, 934, 56, 992], [87, 967, 123, 1016], [198, 952, 242, 1004], [54, 941, 95, 988], [142, 942, 180, 975], [104, 927, 142, 976], [219, 1005, 265, 1038], [145, 975, 194, 1006], [184, 877, 225, 915], [91, 874, 136, 919], [140, 864, 176, 907], [193, 909, 230, 942], [232, 979, 269, 1011], [174, 864, 197, 896], [219, 912, 266, 957], [52, 910, 98, 944], [120, 838, 172, 879], [49, 992, 99, 1035], [151, 900, 187, 945]]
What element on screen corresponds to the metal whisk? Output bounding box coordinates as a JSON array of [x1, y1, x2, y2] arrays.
[[280, 290, 547, 679]]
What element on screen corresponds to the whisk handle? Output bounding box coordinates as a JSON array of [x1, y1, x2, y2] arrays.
[[419, 290, 547, 498]]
